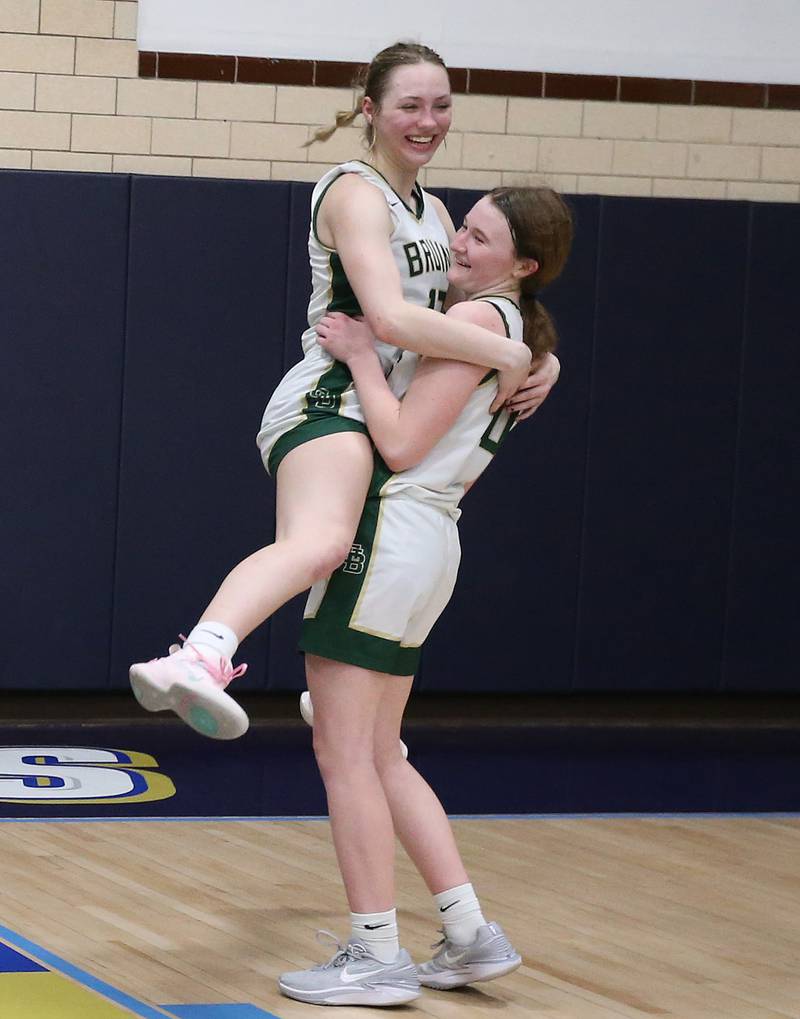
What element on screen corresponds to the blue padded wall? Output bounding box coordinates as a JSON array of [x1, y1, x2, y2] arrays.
[[0, 171, 129, 690], [575, 197, 749, 691], [109, 176, 290, 690], [722, 203, 800, 691], [3, 168, 798, 694], [264, 182, 315, 692]]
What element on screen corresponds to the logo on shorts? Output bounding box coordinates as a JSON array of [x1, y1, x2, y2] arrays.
[[306, 386, 336, 410], [342, 544, 367, 575]]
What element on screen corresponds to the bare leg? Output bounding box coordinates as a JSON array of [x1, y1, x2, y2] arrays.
[[306, 655, 401, 913], [373, 680, 469, 895], [201, 432, 373, 639]]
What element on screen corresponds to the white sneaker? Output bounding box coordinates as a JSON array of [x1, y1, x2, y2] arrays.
[[279, 933, 420, 1006], [417, 922, 521, 989], [130, 640, 249, 740], [299, 691, 408, 759]]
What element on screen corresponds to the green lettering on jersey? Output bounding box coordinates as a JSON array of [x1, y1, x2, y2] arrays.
[[404, 242, 423, 277]]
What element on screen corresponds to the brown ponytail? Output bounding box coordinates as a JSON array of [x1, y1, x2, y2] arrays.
[[305, 40, 448, 149], [488, 187, 573, 361]]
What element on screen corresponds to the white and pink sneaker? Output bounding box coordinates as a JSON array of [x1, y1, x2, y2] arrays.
[[130, 640, 249, 740]]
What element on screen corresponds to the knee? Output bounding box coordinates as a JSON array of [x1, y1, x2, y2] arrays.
[[313, 726, 375, 786], [312, 728, 355, 784], [313, 533, 355, 581], [298, 531, 355, 584], [374, 742, 407, 779]]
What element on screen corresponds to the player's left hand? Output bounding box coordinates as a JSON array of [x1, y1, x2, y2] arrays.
[[504, 352, 561, 420], [317, 312, 376, 363]]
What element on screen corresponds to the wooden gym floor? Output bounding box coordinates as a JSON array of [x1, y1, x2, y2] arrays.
[[1, 697, 799, 1017]]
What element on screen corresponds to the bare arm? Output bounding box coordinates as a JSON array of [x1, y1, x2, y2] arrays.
[[317, 175, 531, 391], [317, 301, 504, 472]]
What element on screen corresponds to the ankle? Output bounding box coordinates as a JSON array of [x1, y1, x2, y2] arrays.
[[351, 908, 399, 963]]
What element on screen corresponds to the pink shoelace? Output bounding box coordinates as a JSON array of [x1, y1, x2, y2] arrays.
[[171, 635, 248, 690]]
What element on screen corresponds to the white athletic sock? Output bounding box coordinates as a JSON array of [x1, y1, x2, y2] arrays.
[[184, 621, 239, 662], [350, 908, 400, 963], [434, 882, 486, 947]]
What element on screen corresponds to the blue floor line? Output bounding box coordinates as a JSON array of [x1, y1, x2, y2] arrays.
[[0, 923, 177, 1019]]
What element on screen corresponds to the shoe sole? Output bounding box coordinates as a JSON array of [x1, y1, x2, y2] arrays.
[[129, 665, 249, 740], [279, 980, 420, 1006], [299, 692, 409, 760], [418, 955, 522, 989]]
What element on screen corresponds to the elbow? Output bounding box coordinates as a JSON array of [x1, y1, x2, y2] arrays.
[[380, 442, 423, 474]]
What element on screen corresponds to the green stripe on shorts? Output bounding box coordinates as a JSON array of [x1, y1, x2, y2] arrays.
[[299, 495, 421, 676]]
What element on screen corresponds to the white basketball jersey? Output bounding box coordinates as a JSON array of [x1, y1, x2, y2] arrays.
[[375, 296, 524, 517], [257, 160, 451, 463]]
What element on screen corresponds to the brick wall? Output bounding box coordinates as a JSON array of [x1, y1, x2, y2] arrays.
[[1, 0, 799, 200]]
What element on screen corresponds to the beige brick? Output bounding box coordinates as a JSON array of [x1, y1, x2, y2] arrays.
[[0, 34, 75, 74], [72, 113, 150, 153], [613, 140, 686, 176], [231, 121, 308, 161], [452, 94, 506, 133], [197, 82, 275, 123], [0, 109, 69, 148], [113, 154, 192, 175], [423, 167, 502, 190], [652, 178, 727, 199], [761, 147, 800, 182], [33, 149, 112, 170], [36, 74, 115, 114], [732, 109, 800, 147], [462, 132, 538, 172], [0, 1, 40, 33], [275, 86, 355, 126], [728, 180, 799, 202], [272, 160, 336, 183], [426, 131, 462, 170], [507, 97, 583, 137], [577, 175, 652, 196], [658, 105, 732, 143], [305, 125, 363, 164], [117, 79, 196, 118], [500, 170, 577, 192], [583, 102, 657, 140], [113, 1, 137, 40], [75, 37, 137, 77], [41, 0, 114, 37], [539, 136, 613, 174], [152, 117, 229, 157], [193, 158, 271, 181], [0, 149, 32, 168], [0, 72, 35, 111], [687, 143, 759, 180]]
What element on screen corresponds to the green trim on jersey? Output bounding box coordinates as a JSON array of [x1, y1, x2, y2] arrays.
[[297, 252, 361, 424], [311, 173, 340, 248], [352, 160, 425, 221], [267, 415, 369, 476], [327, 252, 362, 316], [477, 297, 518, 453], [475, 297, 513, 385], [299, 494, 421, 675]]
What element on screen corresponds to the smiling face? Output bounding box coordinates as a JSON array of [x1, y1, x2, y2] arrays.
[[448, 195, 537, 298], [364, 61, 452, 172]]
